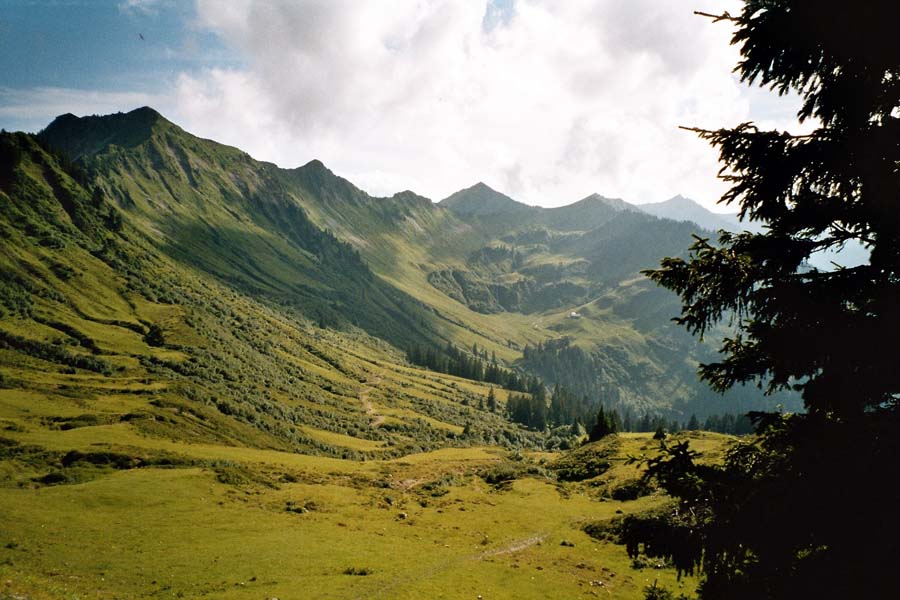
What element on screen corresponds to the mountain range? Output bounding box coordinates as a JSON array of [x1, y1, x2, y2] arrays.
[[0, 106, 798, 461]]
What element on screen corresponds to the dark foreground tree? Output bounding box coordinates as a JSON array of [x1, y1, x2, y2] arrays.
[[628, 2, 900, 598]]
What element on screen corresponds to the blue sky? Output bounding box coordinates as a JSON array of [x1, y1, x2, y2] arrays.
[[0, 0, 236, 131], [0, 0, 805, 209], [0, 0, 513, 132]]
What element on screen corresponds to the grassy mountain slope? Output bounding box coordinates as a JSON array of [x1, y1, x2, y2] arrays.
[[32, 107, 795, 420], [0, 428, 727, 600], [37, 108, 445, 351], [1, 129, 547, 459]]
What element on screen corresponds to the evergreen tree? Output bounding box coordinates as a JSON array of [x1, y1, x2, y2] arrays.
[[486, 386, 497, 413], [638, 412, 652, 433], [607, 408, 622, 432], [687, 413, 699, 431], [588, 405, 615, 442], [632, 3, 900, 598], [570, 419, 586, 437]]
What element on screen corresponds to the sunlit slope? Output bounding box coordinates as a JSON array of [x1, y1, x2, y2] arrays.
[[32, 109, 585, 364], [0, 130, 543, 458], [37, 109, 447, 350]]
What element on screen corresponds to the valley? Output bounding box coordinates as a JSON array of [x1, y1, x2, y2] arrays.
[[2, 109, 750, 598]]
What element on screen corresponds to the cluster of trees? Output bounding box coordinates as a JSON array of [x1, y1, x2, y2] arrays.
[[505, 388, 548, 429], [406, 342, 534, 391], [506, 383, 604, 431], [520, 338, 601, 398], [504, 378, 757, 437], [502, 379, 757, 438], [0, 328, 112, 375], [684, 412, 754, 435], [605, 410, 755, 436], [587, 404, 617, 441]]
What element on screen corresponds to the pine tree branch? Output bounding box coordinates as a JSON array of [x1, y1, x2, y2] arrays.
[[678, 125, 818, 140], [829, 222, 876, 247], [679, 125, 717, 135], [693, 10, 738, 23]]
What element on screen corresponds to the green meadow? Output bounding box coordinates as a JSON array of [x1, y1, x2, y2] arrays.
[[0, 419, 721, 599]]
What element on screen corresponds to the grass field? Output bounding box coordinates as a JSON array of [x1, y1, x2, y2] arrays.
[[0, 428, 721, 599]]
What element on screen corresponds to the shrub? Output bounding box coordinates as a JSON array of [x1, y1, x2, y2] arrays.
[[144, 324, 165, 347], [611, 478, 654, 501]]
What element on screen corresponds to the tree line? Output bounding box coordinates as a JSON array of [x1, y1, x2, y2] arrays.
[[505, 383, 754, 436], [409, 341, 756, 438], [406, 341, 535, 392]]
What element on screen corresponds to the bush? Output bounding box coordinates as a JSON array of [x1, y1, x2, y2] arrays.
[[35, 471, 69, 485], [478, 462, 546, 487], [611, 478, 654, 501], [61, 450, 140, 469], [144, 323, 165, 347]]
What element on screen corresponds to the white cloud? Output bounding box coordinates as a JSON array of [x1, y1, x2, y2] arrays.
[[118, 0, 171, 16], [4, 1, 812, 212]]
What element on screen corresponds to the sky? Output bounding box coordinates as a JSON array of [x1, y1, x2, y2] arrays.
[[0, 0, 811, 210]]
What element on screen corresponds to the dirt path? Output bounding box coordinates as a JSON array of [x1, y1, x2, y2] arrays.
[[359, 372, 386, 427], [477, 533, 547, 558]]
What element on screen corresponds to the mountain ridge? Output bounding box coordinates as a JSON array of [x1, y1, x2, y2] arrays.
[[15, 106, 799, 418], [439, 181, 535, 217]]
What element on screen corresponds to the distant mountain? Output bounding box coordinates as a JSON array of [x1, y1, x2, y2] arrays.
[[639, 194, 740, 232], [38, 107, 442, 350], [638, 194, 870, 269], [537, 193, 637, 232], [440, 186, 636, 234], [440, 182, 534, 217], [576, 192, 637, 213], [37, 106, 167, 159], [436, 183, 795, 415]]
